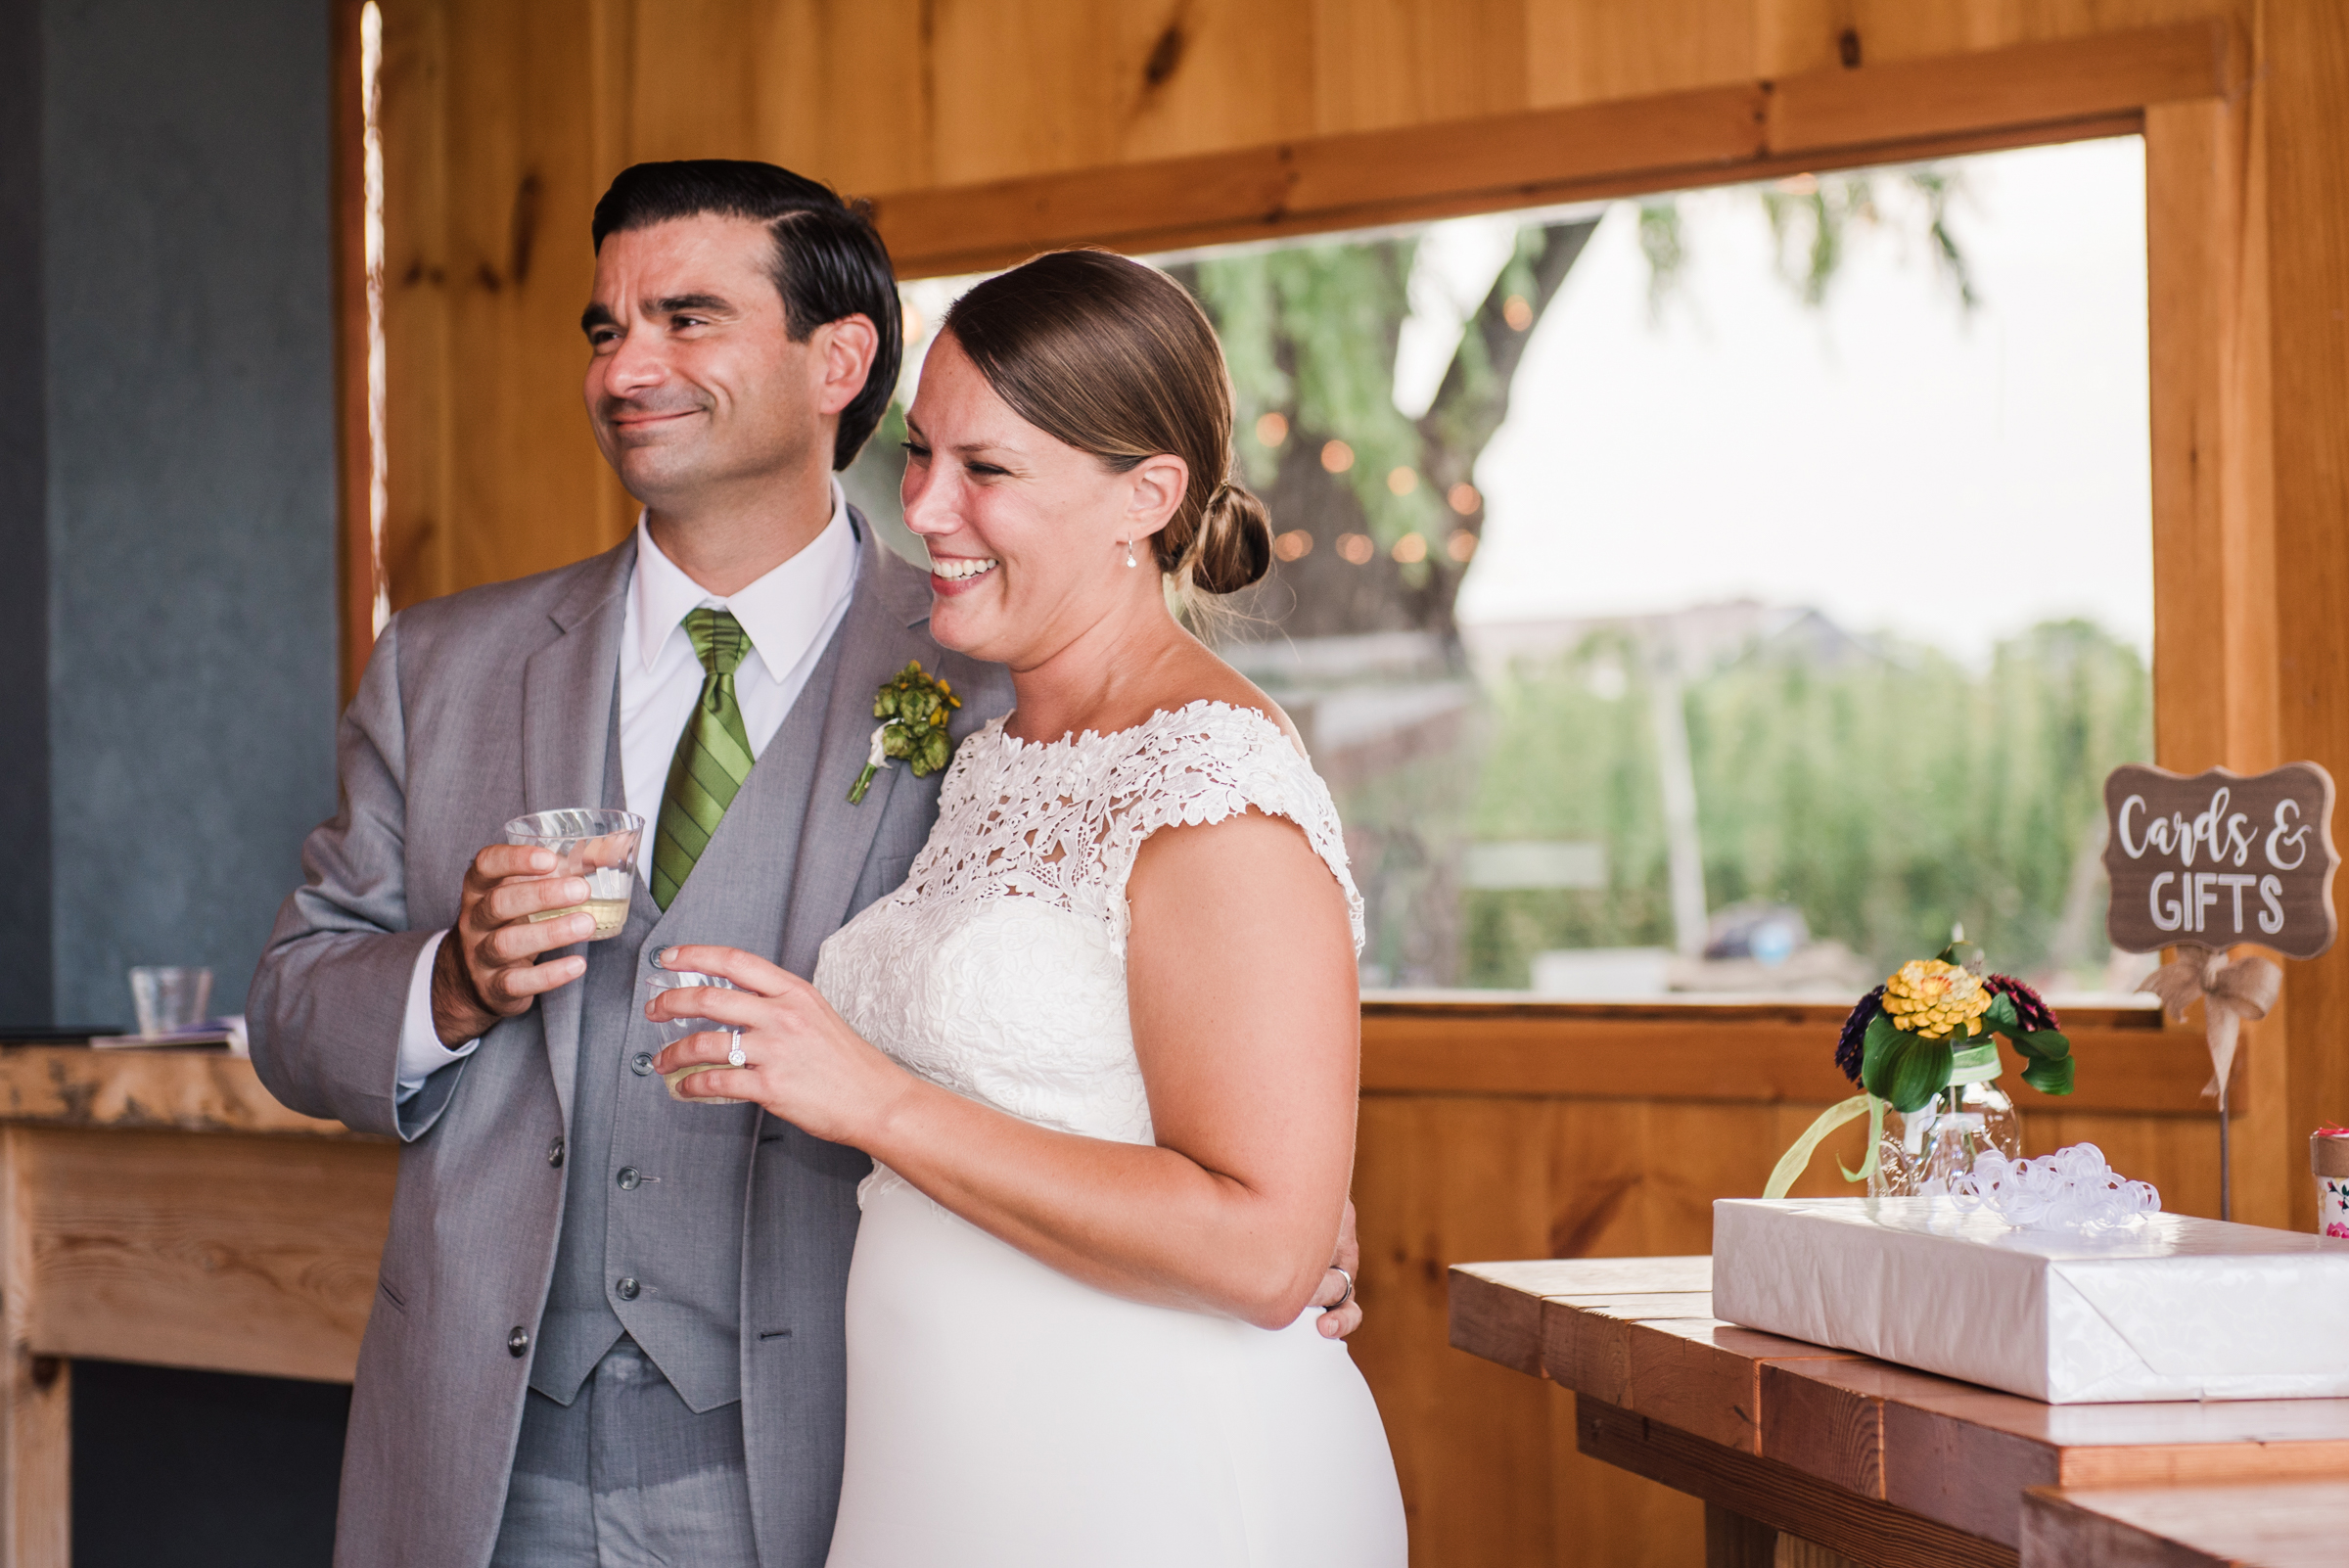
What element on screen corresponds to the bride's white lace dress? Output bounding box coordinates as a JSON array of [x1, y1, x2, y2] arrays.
[[814, 701, 1406, 1567]]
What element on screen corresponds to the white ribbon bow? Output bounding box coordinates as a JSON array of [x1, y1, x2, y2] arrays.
[[2139, 941, 2281, 1098]]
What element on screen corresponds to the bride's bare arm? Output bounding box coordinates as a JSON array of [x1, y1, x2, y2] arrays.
[[650, 807, 1360, 1329]]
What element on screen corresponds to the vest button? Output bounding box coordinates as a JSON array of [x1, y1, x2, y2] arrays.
[[616, 1166, 641, 1191], [630, 1051, 654, 1077], [506, 1326, 530, 1358], [547, 1136, 566, 1169], [616, 1276, 640, 1302]]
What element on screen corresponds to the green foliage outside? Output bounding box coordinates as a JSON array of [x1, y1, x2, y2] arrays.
[[1458, 620, 2152, 989]]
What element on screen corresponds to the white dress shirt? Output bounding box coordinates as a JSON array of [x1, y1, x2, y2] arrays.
[[393, 481, 862, 1099]]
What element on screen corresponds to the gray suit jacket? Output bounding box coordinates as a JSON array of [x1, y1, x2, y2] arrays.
[[249, 519, 1011, 1568]]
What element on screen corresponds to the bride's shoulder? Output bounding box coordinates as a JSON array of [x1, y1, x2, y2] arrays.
[[1116, 697, 1309, 780]]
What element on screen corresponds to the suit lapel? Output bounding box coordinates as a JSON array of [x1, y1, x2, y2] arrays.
[[520, 540, 633, 1130], [775, 517, 941, 972]]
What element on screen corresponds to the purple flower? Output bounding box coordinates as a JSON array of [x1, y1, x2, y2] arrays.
[[1985, 974, 2059, 1034], [1836, 986, 1884, 1084]]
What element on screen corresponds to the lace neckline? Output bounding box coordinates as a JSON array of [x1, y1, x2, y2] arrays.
[[991, 698, 1289, 758]]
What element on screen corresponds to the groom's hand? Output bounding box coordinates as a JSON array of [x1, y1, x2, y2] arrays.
[[431, 845, 595, 1044], [1313, 1199, 1364, 1340]]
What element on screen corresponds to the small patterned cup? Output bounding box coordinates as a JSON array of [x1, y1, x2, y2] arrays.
[[2314, 1130, 2349, 1239]]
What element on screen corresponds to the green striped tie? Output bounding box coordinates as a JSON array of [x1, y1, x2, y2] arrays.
[[650, 608, 757, 909]]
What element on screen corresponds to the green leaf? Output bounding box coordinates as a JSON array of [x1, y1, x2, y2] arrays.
[[1858, 1012, 1903, 1084], [1983, 992, 2019, 1034], [2014, 1028, 2071, 1061], [2021, 1054, 2076, 1096], [1863, 1022, 1954, 1114]]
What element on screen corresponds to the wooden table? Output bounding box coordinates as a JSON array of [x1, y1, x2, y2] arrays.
[[1450, 1257, 2349, 1567], [0, 1046, 394, 1568]]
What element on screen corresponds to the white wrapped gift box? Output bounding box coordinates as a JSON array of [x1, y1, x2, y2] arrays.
[[1714, 1196, 2349, 1404]]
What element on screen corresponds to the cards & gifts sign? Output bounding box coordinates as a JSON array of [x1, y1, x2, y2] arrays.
[[2100, 761, 2337, 1219], [2102, 762, 2338, 958]]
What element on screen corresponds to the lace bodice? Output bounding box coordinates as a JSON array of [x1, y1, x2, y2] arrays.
[[813, 702, 1363, 1148]]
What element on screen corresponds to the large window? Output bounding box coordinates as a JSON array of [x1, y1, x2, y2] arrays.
[[849, 137, 2154, 1000]]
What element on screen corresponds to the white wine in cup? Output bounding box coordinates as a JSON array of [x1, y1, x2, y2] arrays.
[[503, 808, 645, 941]]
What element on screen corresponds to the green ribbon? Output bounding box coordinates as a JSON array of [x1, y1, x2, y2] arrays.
[[1762, 1040, 2005, 1199]]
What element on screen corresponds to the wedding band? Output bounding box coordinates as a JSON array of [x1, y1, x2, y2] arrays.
[[1328, 1266, 1355, 1311], [727, 1039, 747, 1068]]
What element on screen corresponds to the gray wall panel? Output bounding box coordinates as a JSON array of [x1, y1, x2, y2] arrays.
[[43, 0, 338, 1025], [0, 0, 53, 1025]]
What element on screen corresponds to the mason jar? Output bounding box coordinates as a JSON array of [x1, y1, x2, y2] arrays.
[[1868, 1042, 2022, 1197]]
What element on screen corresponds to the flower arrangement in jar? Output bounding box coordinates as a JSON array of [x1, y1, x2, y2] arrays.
[[1767, 933, 2075, 1198]]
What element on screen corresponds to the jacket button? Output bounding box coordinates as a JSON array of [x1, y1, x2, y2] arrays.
[[547, 1136, 566, 1169], [507, 1326, 530, 1358], [616, 1167, 641, 1191], [630, 1051, 654, 1077], [616, 1276, 640, 1302]]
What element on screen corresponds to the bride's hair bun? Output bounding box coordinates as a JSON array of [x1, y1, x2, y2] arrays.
[[1192, 481, 1272, 595], [944, 250, 1272, 597]]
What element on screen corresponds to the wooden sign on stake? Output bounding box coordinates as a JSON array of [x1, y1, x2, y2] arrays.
[[2102, 763, 2339, 959], [2101, 761, 2337, 1222]]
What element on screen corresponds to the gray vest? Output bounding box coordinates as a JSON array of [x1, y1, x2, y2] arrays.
[[532, 631, 847, 1414]]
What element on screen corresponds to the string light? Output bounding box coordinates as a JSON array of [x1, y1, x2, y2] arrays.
[[1320, 438, 1354, 474]]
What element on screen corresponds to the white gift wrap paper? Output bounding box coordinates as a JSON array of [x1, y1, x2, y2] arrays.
[[1713, 1197, 2349, 1404]]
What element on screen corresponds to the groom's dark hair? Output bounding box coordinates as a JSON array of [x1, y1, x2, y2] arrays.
[[592, 160, 900, 472]]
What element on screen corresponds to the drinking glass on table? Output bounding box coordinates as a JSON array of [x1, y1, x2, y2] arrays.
[[641, 970, 745, 1105], [503, 809, 645, 941], [129, 966, 212, 1038]]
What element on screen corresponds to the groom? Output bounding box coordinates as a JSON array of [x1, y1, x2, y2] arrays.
[[254, 161, 1364, 1568]]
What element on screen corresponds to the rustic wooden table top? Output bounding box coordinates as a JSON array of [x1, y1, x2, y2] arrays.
[[1450, 1257, 2349, 1568], [0, 1043, 363, 1137]]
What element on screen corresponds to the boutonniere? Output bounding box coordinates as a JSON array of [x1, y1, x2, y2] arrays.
[[849, 661, 962, 804]]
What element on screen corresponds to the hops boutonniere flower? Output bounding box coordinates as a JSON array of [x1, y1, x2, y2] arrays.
[[848, 661, 961, 805]]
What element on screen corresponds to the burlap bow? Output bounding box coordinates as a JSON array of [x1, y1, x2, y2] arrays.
[[2139, 942, 2282, 1098]]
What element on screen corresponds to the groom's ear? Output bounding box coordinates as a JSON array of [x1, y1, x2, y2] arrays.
[[810, 314, 881, 419]]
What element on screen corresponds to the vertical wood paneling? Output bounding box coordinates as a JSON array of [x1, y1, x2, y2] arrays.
[[2264, 0, 2349, 1219], [1309, 0, 1532, 132], [752, 0, 937, 196], [1529, 0, 1757, 107], [439, 0, 622, 593]]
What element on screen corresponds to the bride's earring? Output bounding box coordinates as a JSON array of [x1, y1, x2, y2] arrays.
[[1124, 537, 1137, 569]]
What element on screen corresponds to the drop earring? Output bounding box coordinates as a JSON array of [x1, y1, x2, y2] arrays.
[[1125, 537, 1137, 569]]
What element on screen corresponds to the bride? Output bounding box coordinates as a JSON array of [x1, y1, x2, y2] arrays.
[[649, 248, 1407, 1566]]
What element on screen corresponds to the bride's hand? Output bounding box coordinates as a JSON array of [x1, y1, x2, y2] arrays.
[[645, 945, 911, 1144]]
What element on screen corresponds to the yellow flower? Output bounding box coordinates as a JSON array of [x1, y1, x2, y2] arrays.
[[1881, 958, 1992, 1039]]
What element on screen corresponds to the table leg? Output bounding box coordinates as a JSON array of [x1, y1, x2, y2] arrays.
[[1705, 1500, 1775, 1568], [0, 1129, 69, 1566]]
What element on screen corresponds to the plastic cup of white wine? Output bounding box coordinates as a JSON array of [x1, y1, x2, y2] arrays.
[[641, 969, 746, 1105], [503, 808, 646, 942]]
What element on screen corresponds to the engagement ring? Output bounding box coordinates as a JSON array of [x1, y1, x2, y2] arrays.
[[727, 1040, 747, 1069]]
